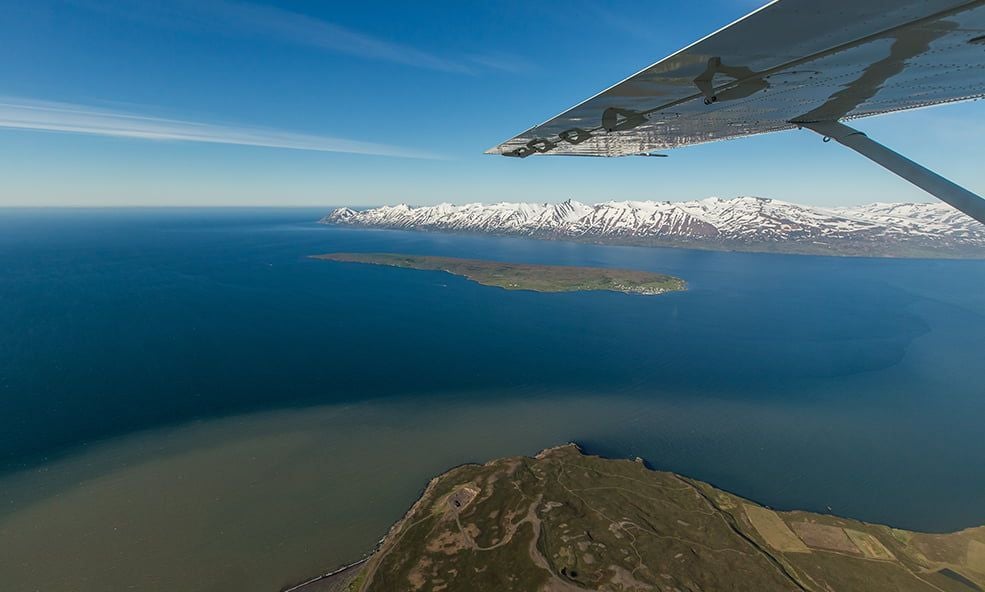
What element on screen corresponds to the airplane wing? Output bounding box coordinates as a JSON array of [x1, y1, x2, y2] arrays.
[[487, 0, 985, 225], [487, 0, 985, 158]]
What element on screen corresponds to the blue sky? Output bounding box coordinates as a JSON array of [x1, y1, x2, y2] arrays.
[[0, 0, 982, 207]]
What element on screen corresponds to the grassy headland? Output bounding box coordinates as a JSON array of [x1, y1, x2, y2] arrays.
[[297, 444, 985, 592]]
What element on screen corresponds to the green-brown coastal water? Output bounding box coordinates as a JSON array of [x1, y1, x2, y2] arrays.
[[0, 396, 659, 591], [2, 391, 956, 592], [1, 209, 984, 591]]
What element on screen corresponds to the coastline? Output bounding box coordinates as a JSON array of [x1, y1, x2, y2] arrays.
[[296, 442, 985, 592], [311, 252, 687, 295], [281, 558, 369, 592], [320, 221, 985, 260]]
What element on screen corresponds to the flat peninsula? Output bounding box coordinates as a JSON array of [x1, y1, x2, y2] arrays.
[[310, 253, 686, 296], [292, 444, 985, 592]]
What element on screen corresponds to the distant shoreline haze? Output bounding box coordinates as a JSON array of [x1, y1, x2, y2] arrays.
[[323, 196, 985, 258]]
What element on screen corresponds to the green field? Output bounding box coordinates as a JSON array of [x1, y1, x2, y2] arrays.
[[318, 445, 985, 592], [311, 253, 686, 295]]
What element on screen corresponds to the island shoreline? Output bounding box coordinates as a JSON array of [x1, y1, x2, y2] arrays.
[[309, 253, 687, 296]]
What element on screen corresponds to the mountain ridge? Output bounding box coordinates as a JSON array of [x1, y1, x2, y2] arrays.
[[321, 197, 985, 258]]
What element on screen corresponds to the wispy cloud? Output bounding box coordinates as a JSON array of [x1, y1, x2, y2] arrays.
[[0, 97, 437, 159], [205, 0, 470, 74], [69, 0, 529, 75], [465, 52, 536, 74]]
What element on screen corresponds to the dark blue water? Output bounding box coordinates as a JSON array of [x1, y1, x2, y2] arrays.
[[1, 208, 983, 531]]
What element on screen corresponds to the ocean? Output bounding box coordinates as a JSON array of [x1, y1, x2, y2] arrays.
[[1, 208, 983, 591]]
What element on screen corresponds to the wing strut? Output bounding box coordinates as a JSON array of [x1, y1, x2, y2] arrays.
[[801, 121, 985, 225]]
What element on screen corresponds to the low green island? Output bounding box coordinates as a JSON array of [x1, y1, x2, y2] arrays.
[[290, 444, 985, 592], [311, 253, 687, 296]]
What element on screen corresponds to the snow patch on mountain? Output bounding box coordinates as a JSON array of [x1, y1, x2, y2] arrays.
[[320, 197, 985, 258]]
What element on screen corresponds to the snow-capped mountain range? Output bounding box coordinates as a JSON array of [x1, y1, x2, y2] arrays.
[[321, 197, 985, 258]]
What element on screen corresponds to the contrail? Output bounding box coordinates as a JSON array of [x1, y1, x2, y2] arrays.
[[0, 97, 438, 159]]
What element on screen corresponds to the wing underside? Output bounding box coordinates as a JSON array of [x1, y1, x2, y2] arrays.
[[487, 0, 985, 158]]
